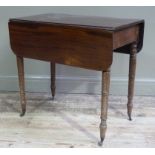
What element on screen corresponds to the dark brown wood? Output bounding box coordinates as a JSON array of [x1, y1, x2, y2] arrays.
[[16, 56, 26, 116], [8, 13, 144, 145], [50, 62, 56, 100], [98, 70, 110, 146], [9, 22, 113, 71], [113, 26, 139, 49], [127, 43, 137, 121], [10, 13, 144, 31]]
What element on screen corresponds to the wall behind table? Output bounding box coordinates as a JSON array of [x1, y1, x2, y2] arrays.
[[0, 6, 154, 95]]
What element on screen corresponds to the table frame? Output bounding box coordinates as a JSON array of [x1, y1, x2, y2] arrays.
[[8, 15, 144, 145]]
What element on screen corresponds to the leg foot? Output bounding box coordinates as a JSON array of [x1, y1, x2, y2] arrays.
[[20, 109, 26, 117], [51, 94, 55, 100], [128, 115, 132, 121], [99, 119, 107, 146], [98, 137, 104, 146], [127, 103, 133, 121], [50, 62, 56, 100], [129, 117, 132, 121], [51, 86, 55, 100]]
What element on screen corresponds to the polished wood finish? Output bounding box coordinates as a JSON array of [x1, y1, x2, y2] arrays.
[[8, 13, 144, 145], [9, 22, 113, 71], [127, 43, 137, 121], [10, 13, 144, 31], [16, 56, 26, 116], [50, 62, 56, 100], [113, 26, 139, 49]]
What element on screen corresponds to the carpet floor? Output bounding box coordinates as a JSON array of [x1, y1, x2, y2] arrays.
[[0, 92, 155, 148]]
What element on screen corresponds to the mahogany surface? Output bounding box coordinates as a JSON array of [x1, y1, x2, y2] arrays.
[[8, 13, 144, 145]]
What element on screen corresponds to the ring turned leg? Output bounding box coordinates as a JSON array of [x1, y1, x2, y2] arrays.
[[16, 56, 26, 117], [98, 70, 110, 146], [50, 62, 56, 100], [127, 43, 137, 121]]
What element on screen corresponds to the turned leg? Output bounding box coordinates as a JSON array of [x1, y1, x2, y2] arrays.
[[50, 62, 56, 100], [16, 56, 26, 117], [127, 43, 137, 121], [98, 70, 110, 146]]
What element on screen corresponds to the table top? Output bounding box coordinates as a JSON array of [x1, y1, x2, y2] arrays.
[[10, 13, 144, 31], [9, 13, 145, 70]]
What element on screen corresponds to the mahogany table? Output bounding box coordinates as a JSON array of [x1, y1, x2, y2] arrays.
[[8, 13, 144, 145]]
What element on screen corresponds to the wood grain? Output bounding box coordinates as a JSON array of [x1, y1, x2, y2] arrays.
[[9, 22, 113, 71], [113, 26, 139, 49], [10, 13, 144, 31]]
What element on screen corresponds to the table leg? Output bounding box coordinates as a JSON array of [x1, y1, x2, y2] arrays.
[[98, 70, 110, 146], [50, 62, 56, 100], [16, 56, 26, 117], [127, 43, 137, 121]]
